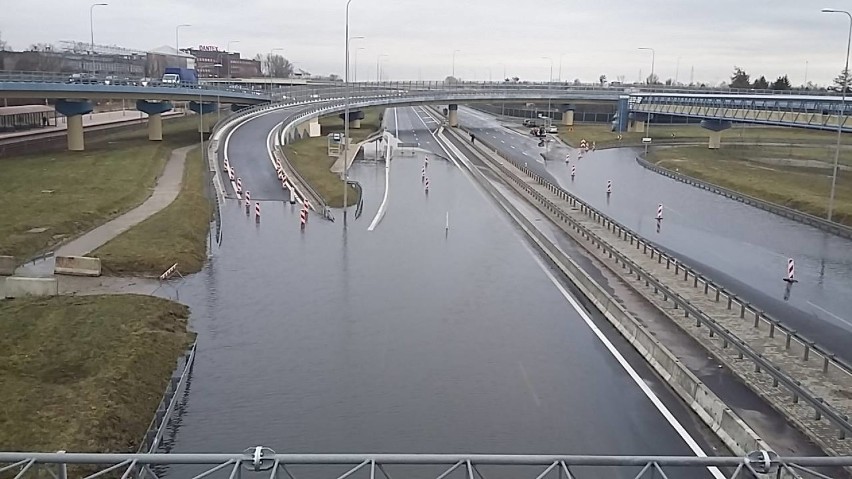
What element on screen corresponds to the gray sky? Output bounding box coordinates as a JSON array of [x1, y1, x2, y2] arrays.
[[1, 0, 848, 85]]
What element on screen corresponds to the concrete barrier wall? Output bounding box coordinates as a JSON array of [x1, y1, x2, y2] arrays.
[[0, 256, 15, 276], [4, 277, 58, 298], [54, 255, 101, 277], [443, 126, 770, 457]]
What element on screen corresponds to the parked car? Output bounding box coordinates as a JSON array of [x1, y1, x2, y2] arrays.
[[522, 119, 539, 127], [67, 73, 99, 84], [547, 125, 558, 134]]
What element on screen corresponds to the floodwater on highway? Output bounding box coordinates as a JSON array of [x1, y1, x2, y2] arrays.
[[161, 124, 718, 478], [460, 108, 852, 363]]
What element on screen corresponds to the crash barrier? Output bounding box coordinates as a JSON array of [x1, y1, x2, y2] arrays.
[[441, 128, 770, 458], [53, 255, 101, 277], [458, 126, 852, 452], [4, 277, 58, 298], [0, 256, 15, 275]]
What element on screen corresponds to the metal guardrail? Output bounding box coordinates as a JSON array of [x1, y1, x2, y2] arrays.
[[0, 450, 848, 479], [461, 129, 852, 442], [136, 341, 196, 454], [635, 155, 852, 239]]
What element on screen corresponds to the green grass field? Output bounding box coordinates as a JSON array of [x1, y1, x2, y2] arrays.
[[0, 117, 201, 261], [651, 147, 852, 225], [93, 146, 211, 276], [283, 108, 383, 207], [558, 124, 852, 149], [0, 295, 194, 452]]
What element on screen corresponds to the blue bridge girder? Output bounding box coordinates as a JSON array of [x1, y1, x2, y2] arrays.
[[629, 92, 852, 132]]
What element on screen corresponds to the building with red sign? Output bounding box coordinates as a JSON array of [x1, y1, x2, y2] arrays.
[[181, 45, 261, 78]]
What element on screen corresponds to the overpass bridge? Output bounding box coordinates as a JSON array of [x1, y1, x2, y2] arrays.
[[2, 71, 850, 150], [623, 91, 852, 148]]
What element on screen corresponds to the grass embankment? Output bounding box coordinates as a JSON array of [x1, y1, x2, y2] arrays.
[[0, 295, 194, 452], [93, 146, 211, 276], [0, 117, 200, 261], [650, 146, 852, 225], [283, 108, 383, 207], [558, 124, 852, 149]]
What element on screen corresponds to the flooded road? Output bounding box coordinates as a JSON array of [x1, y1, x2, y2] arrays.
[[164, 107, 723, 478], [460, 107, 852, 363]]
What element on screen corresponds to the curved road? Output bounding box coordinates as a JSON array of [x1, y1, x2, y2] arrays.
[[459, 106, 852, 363], [161, 106, 731, 478]]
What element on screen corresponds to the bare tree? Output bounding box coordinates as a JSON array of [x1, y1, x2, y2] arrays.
[[263, 53, 293, 78]]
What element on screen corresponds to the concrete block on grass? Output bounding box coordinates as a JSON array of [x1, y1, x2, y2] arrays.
[[0, 256, 15, 276], [54, 256, 101, 277], [5, 277, 58, 298]]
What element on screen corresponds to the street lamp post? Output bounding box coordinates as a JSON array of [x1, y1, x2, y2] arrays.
[[269, 47, 284, 98], [354, 47, 366, 83], [638, 46, 656, 140], [376, 53, 387, 82], [225, 40, 240, 78], [343, 0, 356, 225], [89, 3, 108, 75], [638, 47, 656, 84], [497, 63, 507, 117], [175, 23, 191, 57], [541, 56, 553, 127], [452, 49, 461, 79], [821, 8, 852, 222]]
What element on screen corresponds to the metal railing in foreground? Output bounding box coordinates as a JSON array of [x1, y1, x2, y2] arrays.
[[0, 450, 849, 479]]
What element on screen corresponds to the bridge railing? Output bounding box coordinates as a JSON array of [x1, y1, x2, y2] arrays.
[[0, 450, 847, 479]]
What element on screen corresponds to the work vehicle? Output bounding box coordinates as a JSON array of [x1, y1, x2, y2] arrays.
[[161, 67, 198, 86]]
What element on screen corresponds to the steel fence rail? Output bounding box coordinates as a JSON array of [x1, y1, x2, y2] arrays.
[[455, 126, 852, 442]]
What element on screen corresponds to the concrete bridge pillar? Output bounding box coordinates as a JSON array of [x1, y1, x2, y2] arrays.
[[700, 119, 732, 150], [189, 101, 217, 133], [309, 118, 321, 137], [339, 110, 365, 129], [55, 99, 93, 151], [612, 95, 630, 133], [559, 104, 575, 126], [136, 100, 173, 141], [628, 119, 645, 133], [448, 104, 459, 127]]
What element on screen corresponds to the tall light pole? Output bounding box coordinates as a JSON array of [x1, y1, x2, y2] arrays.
[[175, 23, 191, 56], [821, 8, 852, 222], [541, 56, 553, 128], [558, 53, 565, 83], [343, 0, 356, 225], [225, 40, 240, 78], [354, 47, 366, 83], [452, 49, 461, 79], [376, 53, 387, 82], [638, 47, 656, 84], [497, 62, 507, 116], [269, 47, 284, 97], [89, 3, 108, 75], [349, 36, 364, 84]]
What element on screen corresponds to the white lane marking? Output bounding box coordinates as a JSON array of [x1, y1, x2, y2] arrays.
[[510, 145, 516, 149], [530, 254, 725, 479], [518, 362, 542, 407], [807, 301, 852, 328], [522, 152, 528, 156], [436, 128, 723, 478], [501, 140, 506, 144], [367, 136, 391, 232]]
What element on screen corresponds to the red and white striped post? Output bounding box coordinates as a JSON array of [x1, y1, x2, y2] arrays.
[[421, 167, 426, 182], [424, 157, 429, 169], [606, 180, 612, 195], [425, 176, 430, 194], [254, 202, 261, 222], [236, 178, 243, 196], [656, 203, 663, 221], [300, 207, 307, 229], [245, 191, 251, 214], [228, 169, 235, 181], [565, 152, 570, 163], [571, 164, 576, 179], [278, 171, 284, 181], [784, 258, 798, 283]]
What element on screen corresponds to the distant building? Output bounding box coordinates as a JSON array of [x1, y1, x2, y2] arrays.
[[183, 45, 261, 79]]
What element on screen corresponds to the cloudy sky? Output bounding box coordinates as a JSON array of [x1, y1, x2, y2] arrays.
[[1, 0, 848, 85]]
